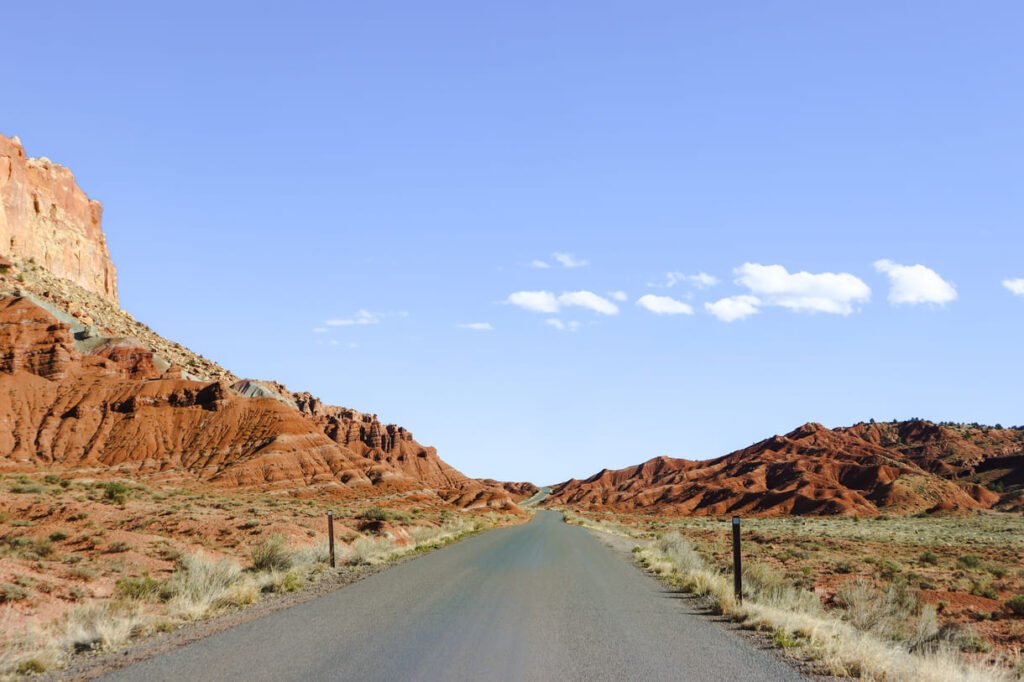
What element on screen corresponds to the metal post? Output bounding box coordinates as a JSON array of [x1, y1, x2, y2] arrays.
[[732, 516, 742, 604], [327, 510, 336, 568]]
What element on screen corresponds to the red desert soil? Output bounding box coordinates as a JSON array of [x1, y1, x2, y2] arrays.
[[548, 421, 1022, 516]]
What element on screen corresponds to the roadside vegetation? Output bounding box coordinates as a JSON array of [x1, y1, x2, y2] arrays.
[[0, 472, 513, 678], [564, 511, 1024, 681]]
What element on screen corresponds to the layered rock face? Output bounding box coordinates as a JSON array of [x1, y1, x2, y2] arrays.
[[0, 133, 520, 511], [0, 134, 118, 303], [549, 421, 1021, 516], [0, 294, 518, 510]]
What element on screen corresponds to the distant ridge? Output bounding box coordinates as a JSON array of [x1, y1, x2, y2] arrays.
[[547, 420, 1023, 516]]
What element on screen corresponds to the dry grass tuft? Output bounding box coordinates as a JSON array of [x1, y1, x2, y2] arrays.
[[634, 537, 1014, 682]]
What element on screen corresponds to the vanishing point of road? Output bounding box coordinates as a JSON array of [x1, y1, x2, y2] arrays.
[[107, 511, 803, 682]]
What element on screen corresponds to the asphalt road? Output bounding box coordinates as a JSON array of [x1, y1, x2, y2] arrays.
[[107, 511, 803, 682]]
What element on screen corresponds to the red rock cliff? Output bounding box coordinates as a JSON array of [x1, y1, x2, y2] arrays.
[[0, 134, 118, 303]]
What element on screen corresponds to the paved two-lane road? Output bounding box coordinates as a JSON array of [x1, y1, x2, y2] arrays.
[[108, 511, 802, 681]]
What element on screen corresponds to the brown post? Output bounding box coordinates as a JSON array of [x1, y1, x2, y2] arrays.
[[327, 510, 336, 568], [732, 516, 742, 604]]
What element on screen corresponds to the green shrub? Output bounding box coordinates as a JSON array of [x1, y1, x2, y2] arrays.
[[249, 535, 293, 572], [15, 659, 46, 675], [1005, 594, 1024, 616], [101, 482, 130, 505], [0, 583, 29, 602], [105, 541, 131, 554], [116, 574, 160, 600], [957, 554, 982, 569], [49, 530, 69, 542], [918, 551, 939, 565]]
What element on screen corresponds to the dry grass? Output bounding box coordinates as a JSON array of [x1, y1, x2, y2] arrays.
[[633, 532, 1018, 681]]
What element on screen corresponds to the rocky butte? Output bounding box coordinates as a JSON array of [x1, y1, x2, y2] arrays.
[[0, 133, 117, 303], [0, 134, 522, 511]]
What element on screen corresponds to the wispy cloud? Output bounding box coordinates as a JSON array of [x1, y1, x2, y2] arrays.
[[530, 259, 551, 269], [312, 327, 328, 333], [636, 294, 694, 315], [458, 322, 494, 331], [874, 260, 957, 306], [1003, 278, 1024, 296], [545, 318, 580, 332], [705, 295, 761, 322], [735, 263, 870, 315], [326, 309, 382, 326], [507, 291, 561, 313], [608, 290, 628, 302], [558, 290, 619, 315], [506, 290, 619, 315], [659, 271, 719, 289], [552, 252, 588, 268]]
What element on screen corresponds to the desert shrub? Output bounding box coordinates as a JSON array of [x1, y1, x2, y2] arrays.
[[249, 535, 293, 572], [357, 507, 410, 523], [15, 659, 47, 675], [957, 554, 982, 570], [919, 551, 939, 565], [48, 530, 69, 542], [104, 541, 131, 554], [70, 565, 97, 581], [968, 579, 999, 600], [1004, 594, 1024, 616], [101, 482, 130, 505], [0, 583, 29, 602], [25, 537, 54, 558], [357, 507, 389, 522], [61, 603, 149, 653], [161, 553, 243, 620], [350, 536, 396, 565], [878, 559, 903, 579], [835, 578, 923, 641], [293, 541, 332, 566], [985, 563, 1008, 578], [743, 563, 820, 613], [115, 574, 160, 600], [835, 561, 855, 574], [9, 483, 44, 494]]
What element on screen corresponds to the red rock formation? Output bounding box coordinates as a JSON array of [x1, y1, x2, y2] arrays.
[[0, 294, 519, 510], [549, 421, 1019, 516], [0, 134, 117, 302]]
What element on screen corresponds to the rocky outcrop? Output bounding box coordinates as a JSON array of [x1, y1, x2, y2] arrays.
[[0, 293, 519, 510], [548, 421, 1020, 516], [0, 134, 118, 303], [0, 133, 521, 511]]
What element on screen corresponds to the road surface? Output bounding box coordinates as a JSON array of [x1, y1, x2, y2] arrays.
[[107, 511, 803, 682]]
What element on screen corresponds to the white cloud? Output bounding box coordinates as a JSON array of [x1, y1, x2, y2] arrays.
[[558, 290, 619, 315], [553, 252, 588, 268], [507, 291, 561, 313], [636, 294, 694, 316], [1003, 278, 1024, 296], [735, 263, 871, 315], [312, 327, 328, 333], [325, 309, 381, 326], [608, 290, 628, 302], [874, 260, 957, 306], [530, 259, 551, 269], [545, 318, 580, 332], [663, 271, 719, 289], [705, 295, 761, 322], [458, 322, 494, 331], [506, 290, 618, 315]]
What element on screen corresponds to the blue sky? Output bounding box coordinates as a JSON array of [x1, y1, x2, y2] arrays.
[[4, 2, 1023, 484]]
